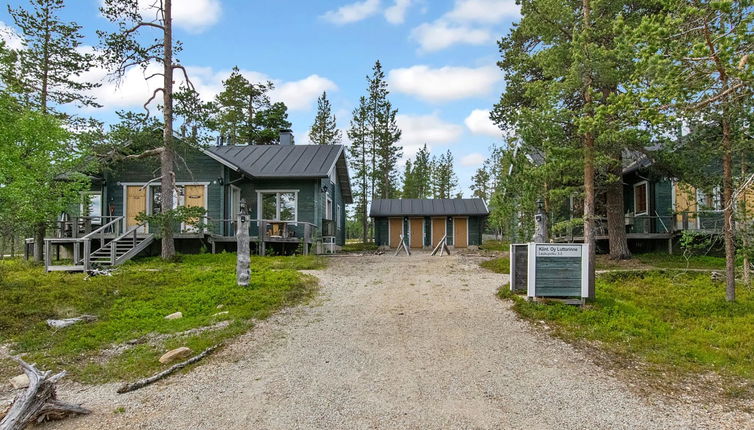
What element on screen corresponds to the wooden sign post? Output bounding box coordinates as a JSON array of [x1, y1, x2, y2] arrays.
[[236, 199, 251, 287]]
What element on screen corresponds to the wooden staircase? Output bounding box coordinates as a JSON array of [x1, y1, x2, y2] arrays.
[[86, 230, 154, 269], [44, 218, 154, 272]]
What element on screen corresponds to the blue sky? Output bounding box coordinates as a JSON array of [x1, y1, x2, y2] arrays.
[[0, 0, 520, 194]]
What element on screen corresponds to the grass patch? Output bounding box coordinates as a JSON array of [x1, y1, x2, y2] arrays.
[[480, 257, 510, 274], [595, 253, 726, 271], [341, 242, 378, 252], [0, 253, 321, 384], [499, 271, 754, 395], [481, 240, 509, 252]]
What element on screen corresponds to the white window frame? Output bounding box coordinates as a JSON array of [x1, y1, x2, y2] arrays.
[[337, 204, 341, 230], [229, 185, 242, 217], [634, 181, 649, 216], [325, 195, 333, 220], [80, 191, 103, 225], [256, 189, 299, 222]]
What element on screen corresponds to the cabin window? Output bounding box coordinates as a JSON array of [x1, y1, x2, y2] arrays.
[[81, 192, 102, 224], [258, 191, 297, 221], [634, 181, 649, 215], [337, 204, 341, 230], [149, 185, 185, 215], [696, 187, 722, 211]]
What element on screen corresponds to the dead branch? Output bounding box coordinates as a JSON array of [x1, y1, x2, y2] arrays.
[[123, 22, 165, 36], [123, 147, 164, 161], [172, 64, 195, 91], [0, 358, 90, 430], [140, 175, 165, 190], [144, 87, 165, 116], [116, 344, 221, 394]]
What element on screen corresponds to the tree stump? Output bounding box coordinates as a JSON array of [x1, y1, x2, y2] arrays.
[[0, 358, 90, 430]]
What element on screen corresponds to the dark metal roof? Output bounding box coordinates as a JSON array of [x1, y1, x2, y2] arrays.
[[369, 199, 489, 217], [204, 144, 353, 204], [205, 144, 343, 178]]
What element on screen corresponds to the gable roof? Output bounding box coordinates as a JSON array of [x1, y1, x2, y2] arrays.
[[205, 144, 343, 178], [203, 144, 352, 203], [369, 198, 489, 217]]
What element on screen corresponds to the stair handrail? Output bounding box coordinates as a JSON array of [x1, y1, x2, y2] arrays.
[[109, 221, 149, 265], [81, 216, 124, 240]]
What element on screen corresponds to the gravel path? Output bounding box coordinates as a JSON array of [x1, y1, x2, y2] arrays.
[[41, 254, 749, 429]]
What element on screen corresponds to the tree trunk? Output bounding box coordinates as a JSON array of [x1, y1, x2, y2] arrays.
[[607, 157, 631, 259], [33, 223, 45, 263], [160, 0, 176, 261], [582, 0, 596, 300], [722, 115, 736, 301]]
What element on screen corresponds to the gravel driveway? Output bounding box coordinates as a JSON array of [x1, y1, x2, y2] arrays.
[[43, 254, 749, 429]]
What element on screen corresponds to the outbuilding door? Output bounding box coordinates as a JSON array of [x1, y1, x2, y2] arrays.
[[389, 218, 403, 248], [454, 217, 468, 248], [409, 218, 423, 249], [431, 217, 446, 248]]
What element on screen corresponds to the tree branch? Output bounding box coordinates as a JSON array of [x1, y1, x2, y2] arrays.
[[172, 64, 195, 91], [123, 147, 165, 160], [124, 22, 165, 36], [144, 87, 165, 116]]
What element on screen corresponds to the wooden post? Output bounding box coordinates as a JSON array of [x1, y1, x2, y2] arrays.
[[236, 199, 251, 287]]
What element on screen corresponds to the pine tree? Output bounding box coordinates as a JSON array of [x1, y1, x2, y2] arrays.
[[100, 0, 193, 260], [348, 96, 371, 243], [413, 144, 432, 198], [471, 167, 491, 201], [431, 151, 459, 199], [309, 91, 341, 145], [366, 61, 402, 199], [9, 0, 100, 115], [213, 67, 291, 145], [8, 0, 100, 262], [401, 159, 415, 198], [375, 100, 402, 198]]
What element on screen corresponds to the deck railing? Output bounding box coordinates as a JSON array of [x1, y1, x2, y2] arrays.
[[554, 211, 724, 241], [55, 216, 121, 239], [206, 218, 318, 242]]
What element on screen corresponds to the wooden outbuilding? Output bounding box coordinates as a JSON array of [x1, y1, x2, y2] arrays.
[[370, 199, 489, 249]]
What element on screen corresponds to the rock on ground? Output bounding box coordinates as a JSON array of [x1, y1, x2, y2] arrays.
[[40, 254, 751, 430]]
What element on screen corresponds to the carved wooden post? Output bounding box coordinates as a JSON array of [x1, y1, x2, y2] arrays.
[[236, 199, 251, 287]]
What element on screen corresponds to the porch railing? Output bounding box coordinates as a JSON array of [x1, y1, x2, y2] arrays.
[[206, 218, 318, 243], [55, 216, 121, 239], [554, 211, 724, 240]]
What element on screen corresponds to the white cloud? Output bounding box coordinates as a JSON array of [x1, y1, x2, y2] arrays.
[[384, 0, 412, 24], [83, 61, 336, 113], [410, 21, 492, 52], [271, 75, 338, 111], [396, 113, 463, 157], [464, 109, 500, 138], [388, 65, 501, 102], [321, 0, 381, 25], [0, 21, 24, 50], [445, 0, 519, 24], [460, 152, 485, 167], [99, 0, 222, 33], [410, 0, 519, 51]]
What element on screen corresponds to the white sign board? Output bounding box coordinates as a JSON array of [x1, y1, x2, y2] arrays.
[[535, 244, 582, 258]]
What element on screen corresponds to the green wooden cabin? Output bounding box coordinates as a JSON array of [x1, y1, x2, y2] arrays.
[[370, 199, 489, 250], [50, 137, 352, 262]]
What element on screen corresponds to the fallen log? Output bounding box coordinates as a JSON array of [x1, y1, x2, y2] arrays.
[[116, 344, 221, 394], [46, 315, 97, 329], [0, 358, 90, 430]]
